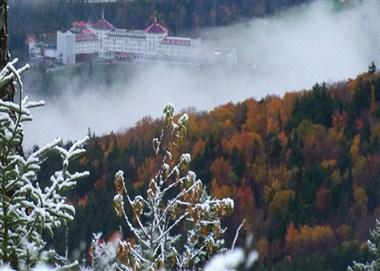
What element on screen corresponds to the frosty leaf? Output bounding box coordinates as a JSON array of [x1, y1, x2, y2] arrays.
[[178, 113, 189, 127], [180, 153, 191, 166], [163, 103, 174, 121]]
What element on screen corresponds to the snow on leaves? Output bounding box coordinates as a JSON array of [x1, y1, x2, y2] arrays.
[[107, 104, 234, 270]]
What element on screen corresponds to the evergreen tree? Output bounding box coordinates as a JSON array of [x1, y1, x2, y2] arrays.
[[0, 59, 88, 269], [369, 61, 377, 74]]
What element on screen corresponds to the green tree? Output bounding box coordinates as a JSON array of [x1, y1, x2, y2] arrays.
[[368, 61, 377, 74], [290, 82, 341, 128]]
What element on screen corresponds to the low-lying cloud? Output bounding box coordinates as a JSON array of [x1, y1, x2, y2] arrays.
[[23, 0, 380, 147]]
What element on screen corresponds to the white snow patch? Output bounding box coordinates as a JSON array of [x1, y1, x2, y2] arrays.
[[204, 248, 246, 271]]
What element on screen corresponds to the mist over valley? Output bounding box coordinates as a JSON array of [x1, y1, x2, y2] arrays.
[[21, 0, 380, 148]]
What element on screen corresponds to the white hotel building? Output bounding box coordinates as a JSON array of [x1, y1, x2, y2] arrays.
[[53, 17, 205, 65]]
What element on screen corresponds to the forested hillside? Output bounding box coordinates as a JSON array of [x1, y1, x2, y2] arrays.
[[39, 67, 380, 270]]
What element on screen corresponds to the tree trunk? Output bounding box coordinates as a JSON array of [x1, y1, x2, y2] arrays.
[[0, 1, 18, 267], [0, 0, 14, 101]]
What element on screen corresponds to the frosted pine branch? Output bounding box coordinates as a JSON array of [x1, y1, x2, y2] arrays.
[[0, 59, 88, 269]]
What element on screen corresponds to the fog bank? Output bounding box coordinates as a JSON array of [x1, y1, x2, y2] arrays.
[[24, 0, 380, 147]]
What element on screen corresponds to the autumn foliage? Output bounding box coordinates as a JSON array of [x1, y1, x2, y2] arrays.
[[44, 70, 380, 270]]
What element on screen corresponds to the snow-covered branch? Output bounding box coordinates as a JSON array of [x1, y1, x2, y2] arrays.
[[0, 59, 88, 269]]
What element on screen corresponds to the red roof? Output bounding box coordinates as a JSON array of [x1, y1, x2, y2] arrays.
[[72, 21, 88, 29], [144, 18, 168, 34], [162, 37, 191, 47], [26, 34, 36, 44], [90, 19, 114, 31]]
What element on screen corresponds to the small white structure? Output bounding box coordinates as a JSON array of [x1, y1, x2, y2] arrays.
[[26, 35, 39, 57], [44, 47, 57, 59], [57, 31, 76, 65]]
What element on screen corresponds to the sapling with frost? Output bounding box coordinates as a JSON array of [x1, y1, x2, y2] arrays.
[[0, 59, 89, 269], [110, 104, 234, 270]]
